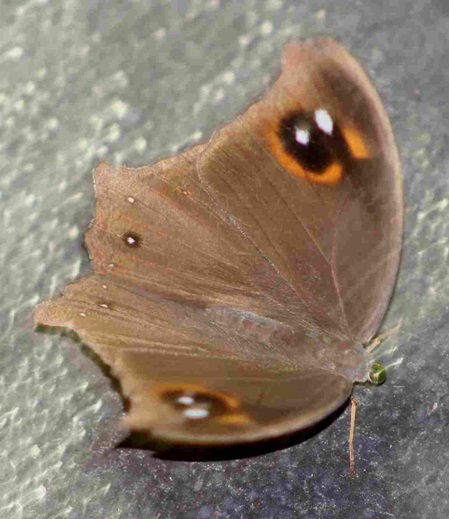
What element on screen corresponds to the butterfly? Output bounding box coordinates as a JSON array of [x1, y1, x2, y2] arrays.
[[35, 38, 403, 451]]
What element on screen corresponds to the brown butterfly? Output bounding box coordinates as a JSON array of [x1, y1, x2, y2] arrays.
[[35, 38, 403, 450]]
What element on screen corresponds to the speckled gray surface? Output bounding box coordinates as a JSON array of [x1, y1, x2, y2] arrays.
[[1, 0, 449, 518]]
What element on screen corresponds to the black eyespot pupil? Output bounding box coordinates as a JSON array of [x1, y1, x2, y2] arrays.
[[279, 110, 337, 173]]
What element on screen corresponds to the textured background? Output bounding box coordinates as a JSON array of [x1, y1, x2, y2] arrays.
[[1, 0, 449, 518]]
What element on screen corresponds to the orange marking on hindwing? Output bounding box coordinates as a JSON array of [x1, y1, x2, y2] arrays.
[[217, 413, 252, 426], [155, 383, 240, 410], [154, 383, 253, 425]]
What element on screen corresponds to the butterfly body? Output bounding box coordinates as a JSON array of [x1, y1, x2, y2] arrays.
[[35, 38, 402, 448]]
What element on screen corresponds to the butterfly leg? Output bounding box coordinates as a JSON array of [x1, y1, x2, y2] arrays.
[[348, 396, 358, 478]]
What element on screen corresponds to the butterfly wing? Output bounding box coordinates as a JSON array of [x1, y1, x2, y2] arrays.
[[199, 38, 402, 343], [35, 147, 354, 444], [35, 275, 352, 446], [35, 38, 402, 446]]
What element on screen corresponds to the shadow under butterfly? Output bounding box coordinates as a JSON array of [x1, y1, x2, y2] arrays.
[[35, 38, 403, 460]]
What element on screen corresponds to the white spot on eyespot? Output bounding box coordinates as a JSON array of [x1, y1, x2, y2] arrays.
[[184, 408, 209, 419], [127, 196, 135, 204], [177, 395, 195, 406], [79, 313, 87, 317], [260, 21, 273, 36], [295, 128, 310, 145], [102, 285, 107, 290], [315, 109, 333, 135], [126, 236, 136, 245]]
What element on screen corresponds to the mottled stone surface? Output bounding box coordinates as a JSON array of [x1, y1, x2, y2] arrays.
[[1, 0, 448, 518]]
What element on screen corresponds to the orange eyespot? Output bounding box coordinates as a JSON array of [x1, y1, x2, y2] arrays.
[[156, 383, 241, 409], [266, 124, 343, 185], [263, 108, 372, 185], [341, 125, 371, 159], [154, 383, 253, 424]]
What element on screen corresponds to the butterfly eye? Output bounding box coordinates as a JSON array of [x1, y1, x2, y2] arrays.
[[368, 363, 386, 385]]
